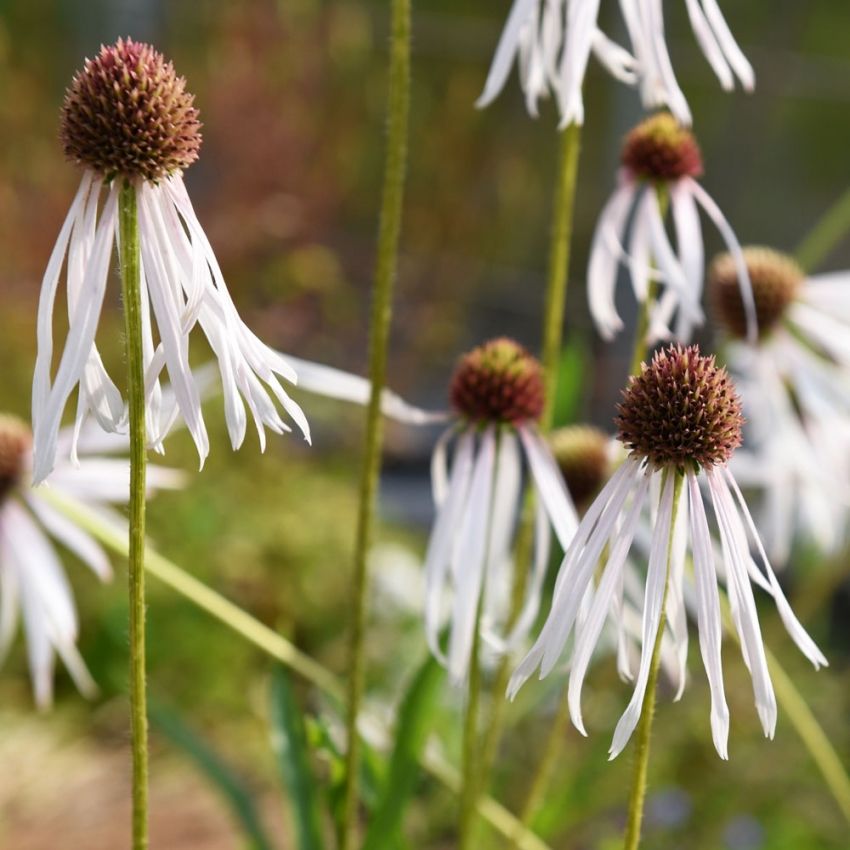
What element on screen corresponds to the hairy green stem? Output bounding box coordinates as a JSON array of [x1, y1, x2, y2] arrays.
[[795, 186, 850, 273], [42, 490, 555, 850], [341, 0, 411, 846], [541, 123, 582, 429], [119, 181, 148, 850], [459, 612, 485, 850], [622, 473, 683, 850]]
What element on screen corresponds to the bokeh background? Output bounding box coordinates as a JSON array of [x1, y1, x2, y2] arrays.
[[0, 0, 849, 848]]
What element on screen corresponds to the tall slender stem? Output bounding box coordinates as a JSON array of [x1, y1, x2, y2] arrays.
[[795, 186, 850, 273], [119, 181, 148, 850], [622, 473, 683, 850], [475, 123, 581, 847], [341, 0, 411, 846], [541, 123, 582, 430], [459, 611, 485, 850]]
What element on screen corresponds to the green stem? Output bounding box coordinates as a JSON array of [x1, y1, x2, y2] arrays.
[[795, 186, 850, 273], [476, 122, 582, 846], [622, 472, 683, 850], [119, 181, 148, 850], [541, 123, 582, 430], [42, 489, 556, 850], [341, 0, 411, 846], [459, 615, 485, 850]]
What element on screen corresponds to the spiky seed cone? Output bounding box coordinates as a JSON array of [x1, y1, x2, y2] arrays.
[[0, 415, 31, 503], [450, 338, 545, 426], [549, 425, 612, 508], [60, 37, 202, 182], [710, 247, 803, 339], [616, 345, 743, 470], [621, 112, 703, 182]]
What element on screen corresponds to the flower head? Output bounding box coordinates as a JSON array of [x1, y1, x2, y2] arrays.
[[450, 338, 544, 426], [424, 339, 578, 683], [0, 415, 181, 707], [712, 248, 850, 562], [549, 425, 613, 508], [587, 113, 754, 345], [621, 114, 703, 182], [616, 345, 742, 470], [711, 247, 803, 340], [61, 38, 202, 183], [33, 40, 312, 483], [510, 345, 825, 760], [0, 415, 31, 503]]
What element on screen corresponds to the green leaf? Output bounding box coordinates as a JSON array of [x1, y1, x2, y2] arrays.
[[150, 702, 274, 850], [269, 667, 326, 850], [361, 657, 445, 850]]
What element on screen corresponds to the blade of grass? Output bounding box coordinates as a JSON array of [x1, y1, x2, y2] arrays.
[[270, 668, 326, 850], [362, 657, 445, 850], [150, 702, 275, 850]]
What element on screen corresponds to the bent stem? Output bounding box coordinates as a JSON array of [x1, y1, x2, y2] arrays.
[[341, 0, 411, 846], [119, 181, 149, 850], [622, 472, 683, 850], [43, 489, 555, 850]]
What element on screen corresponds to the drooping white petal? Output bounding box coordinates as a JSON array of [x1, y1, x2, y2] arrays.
[[476, 0, 540, 110], [33, 181, 118, 484], [568, 467, 650, 735], [687, 472, 730, 758], [683, 0, 735, 89], [706, 467, 776, 737], [670, 182, 704, 341], [26, 494, 112, 581], [447, 427, 497, 683], [723, 468, 827, 669], [701, 0, 755, 90], [588, 180, 639, 339], [665, 482, 690, 700], [519, 425, 578, 549], [591, 28, 638, 83], [686, 178, 756, 342], [423, 430, 475, 662], [509, 458, 643, 697], [609, 469, 675, 759]]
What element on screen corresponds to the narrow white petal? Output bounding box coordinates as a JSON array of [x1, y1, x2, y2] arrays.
[[609, 470, 675, 759], [701, 0, 755, 89]]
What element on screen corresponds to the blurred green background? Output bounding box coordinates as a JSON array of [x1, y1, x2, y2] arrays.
[[0, 0, 848, 848]]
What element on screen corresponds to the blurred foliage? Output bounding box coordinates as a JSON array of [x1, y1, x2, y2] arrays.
[[0, 0, 849, 848]]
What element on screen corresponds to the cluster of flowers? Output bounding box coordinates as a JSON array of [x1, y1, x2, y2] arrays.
[[1, 11, 844, 770]]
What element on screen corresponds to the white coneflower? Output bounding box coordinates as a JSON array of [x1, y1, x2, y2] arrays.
[[424, 338, 579, 684], [588, 113, 755, 345], [711, 247, 850, 562], [620, 0, 754, 126], [0, 414, 181, 707], [510, 346, 826, 759], [476, 0, 638, 127], [32, 38, 310, 484]]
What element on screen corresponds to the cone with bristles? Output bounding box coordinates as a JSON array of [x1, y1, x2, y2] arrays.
[[0, 415, 31, 503], [621, 113, 703, 183], [549, 425, 612, 509], [616, 345, 743, 471], [450, 338, 545, 426], [710, 247, 803, 340], [60, 37, 202, 182]]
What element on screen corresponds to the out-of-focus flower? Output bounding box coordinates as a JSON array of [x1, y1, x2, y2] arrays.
[[424, 339, 579, 684], [476, 0, 638, 128], [0, 415, 182, 707], [621, 0, 754, 126], [711, 247, 850, 563], [510, 346, 825, 759], [588, 113, 755, 345], [33, 38, 312, 484]]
